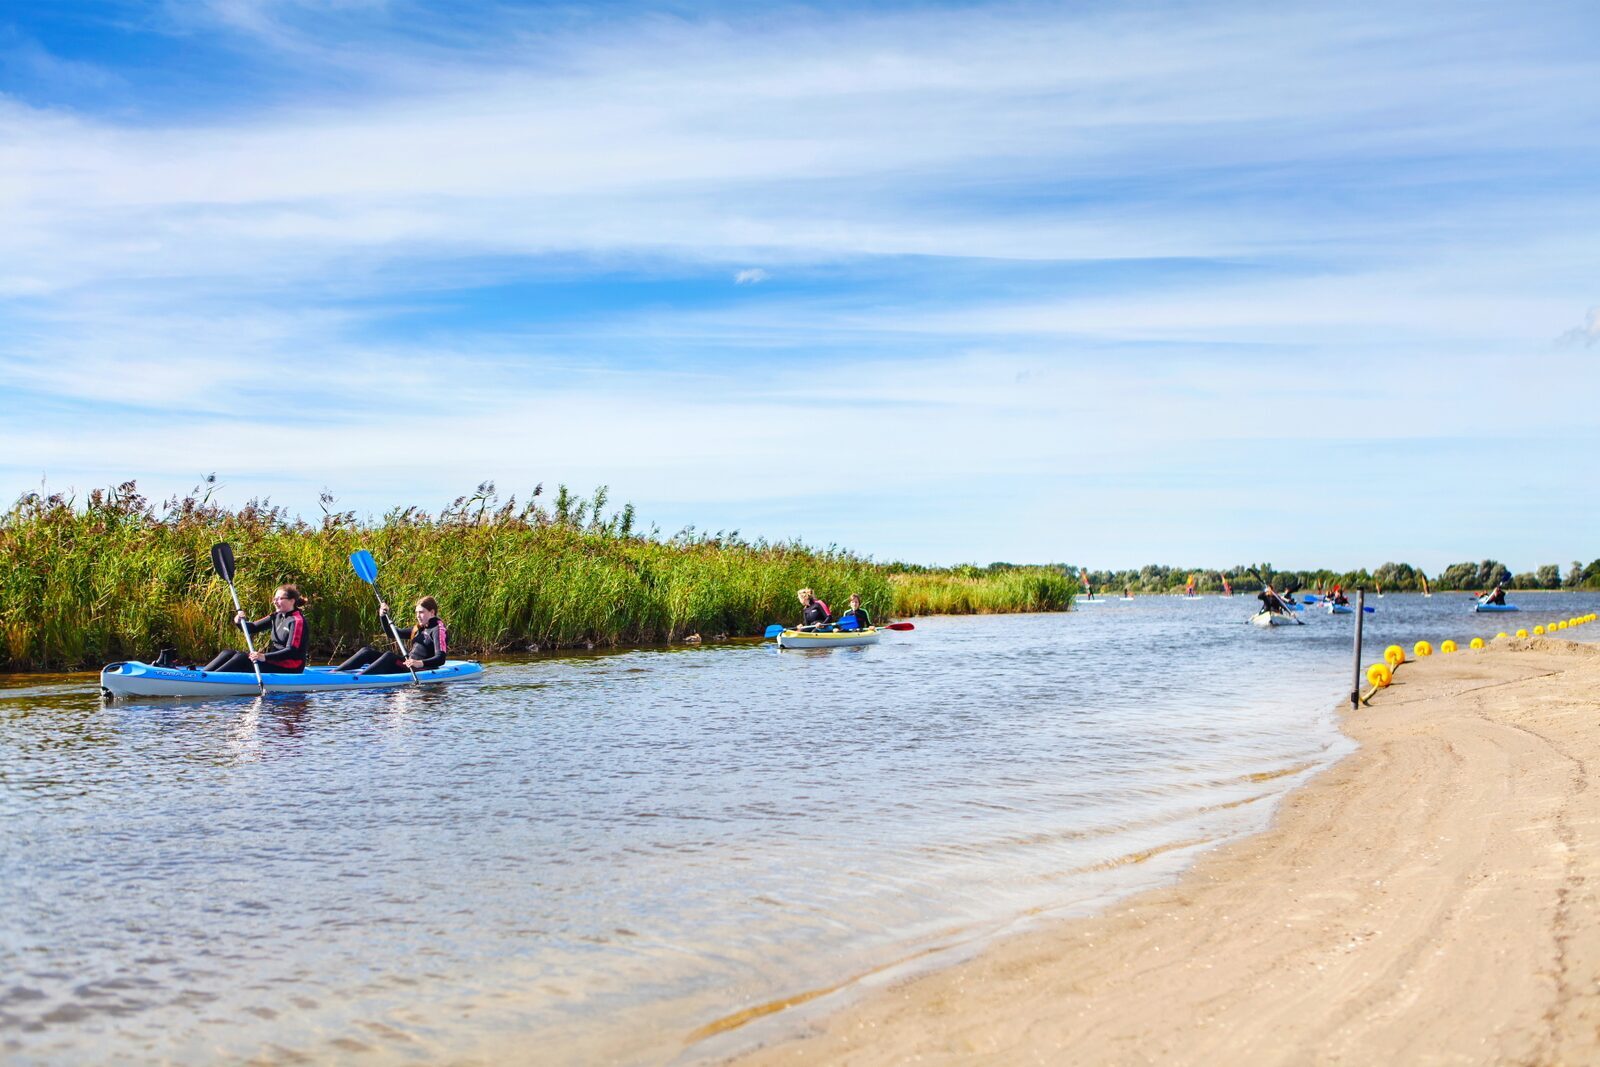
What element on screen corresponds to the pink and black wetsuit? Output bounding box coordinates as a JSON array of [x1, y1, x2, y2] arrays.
[[201, 609, 308, 674], [336, 615, 448, 674]]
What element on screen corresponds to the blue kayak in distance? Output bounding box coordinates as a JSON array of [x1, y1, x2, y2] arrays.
[[101, 660, 484, 699], [1473, 603, 1520, 613]]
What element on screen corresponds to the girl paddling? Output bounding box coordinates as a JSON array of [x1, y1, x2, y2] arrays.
[[338, 595, 448, 675], [200, 585, 309, 674]]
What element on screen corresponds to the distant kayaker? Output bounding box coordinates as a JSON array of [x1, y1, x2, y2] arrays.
[[1481, 584, 1507, 606], [1123, 587, 1133, 599], [839, 593, 871, 630], [1330, 585, 1350, 606], [1257, 584, 1289, 615], [337, 595, 449, 675], [797, 588, 830, 631], [200, 585, 308, 673]]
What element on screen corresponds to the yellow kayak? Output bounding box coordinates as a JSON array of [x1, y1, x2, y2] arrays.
[[775, 628, 881, 649]]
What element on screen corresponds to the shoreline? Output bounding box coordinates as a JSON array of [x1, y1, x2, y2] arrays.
[[717, 638, 1600, 1064]]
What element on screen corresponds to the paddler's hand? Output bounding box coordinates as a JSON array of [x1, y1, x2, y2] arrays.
[[248, 650, 265, 663], [379, 601, 391, 617], [234, 609, 247, 623], [403, 657, 422, 669]]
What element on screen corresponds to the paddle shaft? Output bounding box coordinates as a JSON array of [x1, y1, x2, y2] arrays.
[[221, 578, 267, 694]]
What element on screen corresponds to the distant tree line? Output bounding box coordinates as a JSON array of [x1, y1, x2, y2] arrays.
[[1061, 559, 1600, 595]]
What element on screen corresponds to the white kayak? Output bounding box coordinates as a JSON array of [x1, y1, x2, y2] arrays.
[[101, 660, 485, 699], [1249, 611, 1301, 627], [776, 628, 881, 649], [1078, 598, 1106, 605]]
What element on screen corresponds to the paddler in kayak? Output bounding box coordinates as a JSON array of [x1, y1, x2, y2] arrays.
[[1329, 584, 1350, 607], [337, 595, 449, 675], [1479, 583, 1508, 606], [199, 585, 309, 673], [838, 593, 871, 630], [1257, 583, 1290, 616], [796, 588, 831, 631]]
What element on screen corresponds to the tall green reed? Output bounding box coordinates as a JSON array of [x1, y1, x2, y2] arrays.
[[1, 482, 1072, 671]]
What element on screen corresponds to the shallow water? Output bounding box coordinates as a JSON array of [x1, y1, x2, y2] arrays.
[[3, 594, 1598, 1064]]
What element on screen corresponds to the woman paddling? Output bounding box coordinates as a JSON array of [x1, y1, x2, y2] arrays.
[[337, 596, 449, 675], [200, 585, 309, 674], [1257, 583, 1290, 615], [796, 588, 830, 631]]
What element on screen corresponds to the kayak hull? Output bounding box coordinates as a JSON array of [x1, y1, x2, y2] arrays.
[[776, 628, 881, 649], [1250, 611, 1299, 627], [101, 660, 484, 699], [1326, 604, 1354, 614], [1473, 603, 1520, 613]]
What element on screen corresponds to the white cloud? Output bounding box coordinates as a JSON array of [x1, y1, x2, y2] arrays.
[[3, 2, 1598, 561]]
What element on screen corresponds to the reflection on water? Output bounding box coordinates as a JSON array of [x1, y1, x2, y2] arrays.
[[3, 596, 1599, 1065]]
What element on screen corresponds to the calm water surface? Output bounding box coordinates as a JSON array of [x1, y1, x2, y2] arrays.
[[4, 595, 1599, 1064]]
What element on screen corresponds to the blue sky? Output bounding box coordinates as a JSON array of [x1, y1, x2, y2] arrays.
[[2, 0, 1597, 569]]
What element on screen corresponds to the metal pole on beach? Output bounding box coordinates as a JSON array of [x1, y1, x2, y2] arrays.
[[1350, 588, 1366, 711]]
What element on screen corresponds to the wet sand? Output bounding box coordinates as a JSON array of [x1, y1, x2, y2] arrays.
[[725, 639, 1600, 1065]]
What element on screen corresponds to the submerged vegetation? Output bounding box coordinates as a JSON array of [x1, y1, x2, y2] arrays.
[[0, 481, 1076, 671]]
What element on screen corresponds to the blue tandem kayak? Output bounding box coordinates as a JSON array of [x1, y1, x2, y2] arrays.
[[101, 660, 484, 699], [1473, 603, 1520, 613]]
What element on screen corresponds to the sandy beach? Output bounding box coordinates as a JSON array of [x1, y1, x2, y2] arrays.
[[726, 638, 1600, 1065]]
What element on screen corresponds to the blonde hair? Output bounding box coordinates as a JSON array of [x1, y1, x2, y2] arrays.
[[797, 587, 814, 601]]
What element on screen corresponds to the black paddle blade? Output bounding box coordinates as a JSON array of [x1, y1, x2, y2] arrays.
[[210, 542, 236, 582]]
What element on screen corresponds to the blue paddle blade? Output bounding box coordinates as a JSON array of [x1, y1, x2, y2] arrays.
[[349, 549, 378, 584], [763, 624, 784, 638], [1364, 606, 1376, 613], [837, 616, 859, 631]]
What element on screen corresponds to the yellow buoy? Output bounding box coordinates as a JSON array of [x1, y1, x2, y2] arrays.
[[1495, 632, 1508, 640], [1414, 640, 1433, 657], [1516, 628, 1529, 639], [1384, 644, 1406, 668], [1470, 637, 1484, 650], [1440, 639, 1457, 654], [1367, 663, 1392, 688], [1533, 626, 1544, 635]]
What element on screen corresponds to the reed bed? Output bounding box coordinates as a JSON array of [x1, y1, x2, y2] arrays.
[[889, 568, 1075, 615], [1, 484, 1075, 671]]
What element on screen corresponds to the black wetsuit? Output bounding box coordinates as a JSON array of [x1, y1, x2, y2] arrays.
[[1257, 591, 1287, 614], [202, 610, 308, 673], [840, 607, 871, 629], [338, 615, 449, 674], [1485, 588, 1507, 605], [798, 601, 829, 631]]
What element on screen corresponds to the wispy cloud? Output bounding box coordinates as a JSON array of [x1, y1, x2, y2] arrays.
[[1, 1, 1597, 564]]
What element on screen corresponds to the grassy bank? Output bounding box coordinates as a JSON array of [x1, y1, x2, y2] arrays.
[[0, 484, 1076, 671]]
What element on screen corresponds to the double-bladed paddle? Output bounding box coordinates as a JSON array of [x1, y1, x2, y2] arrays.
[[210, 542, 266, 694], [349, 549, 420, 684], [762, 619, 914, 638]]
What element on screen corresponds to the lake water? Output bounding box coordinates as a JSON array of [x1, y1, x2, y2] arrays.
[[4, 594, 1598, 1064]]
